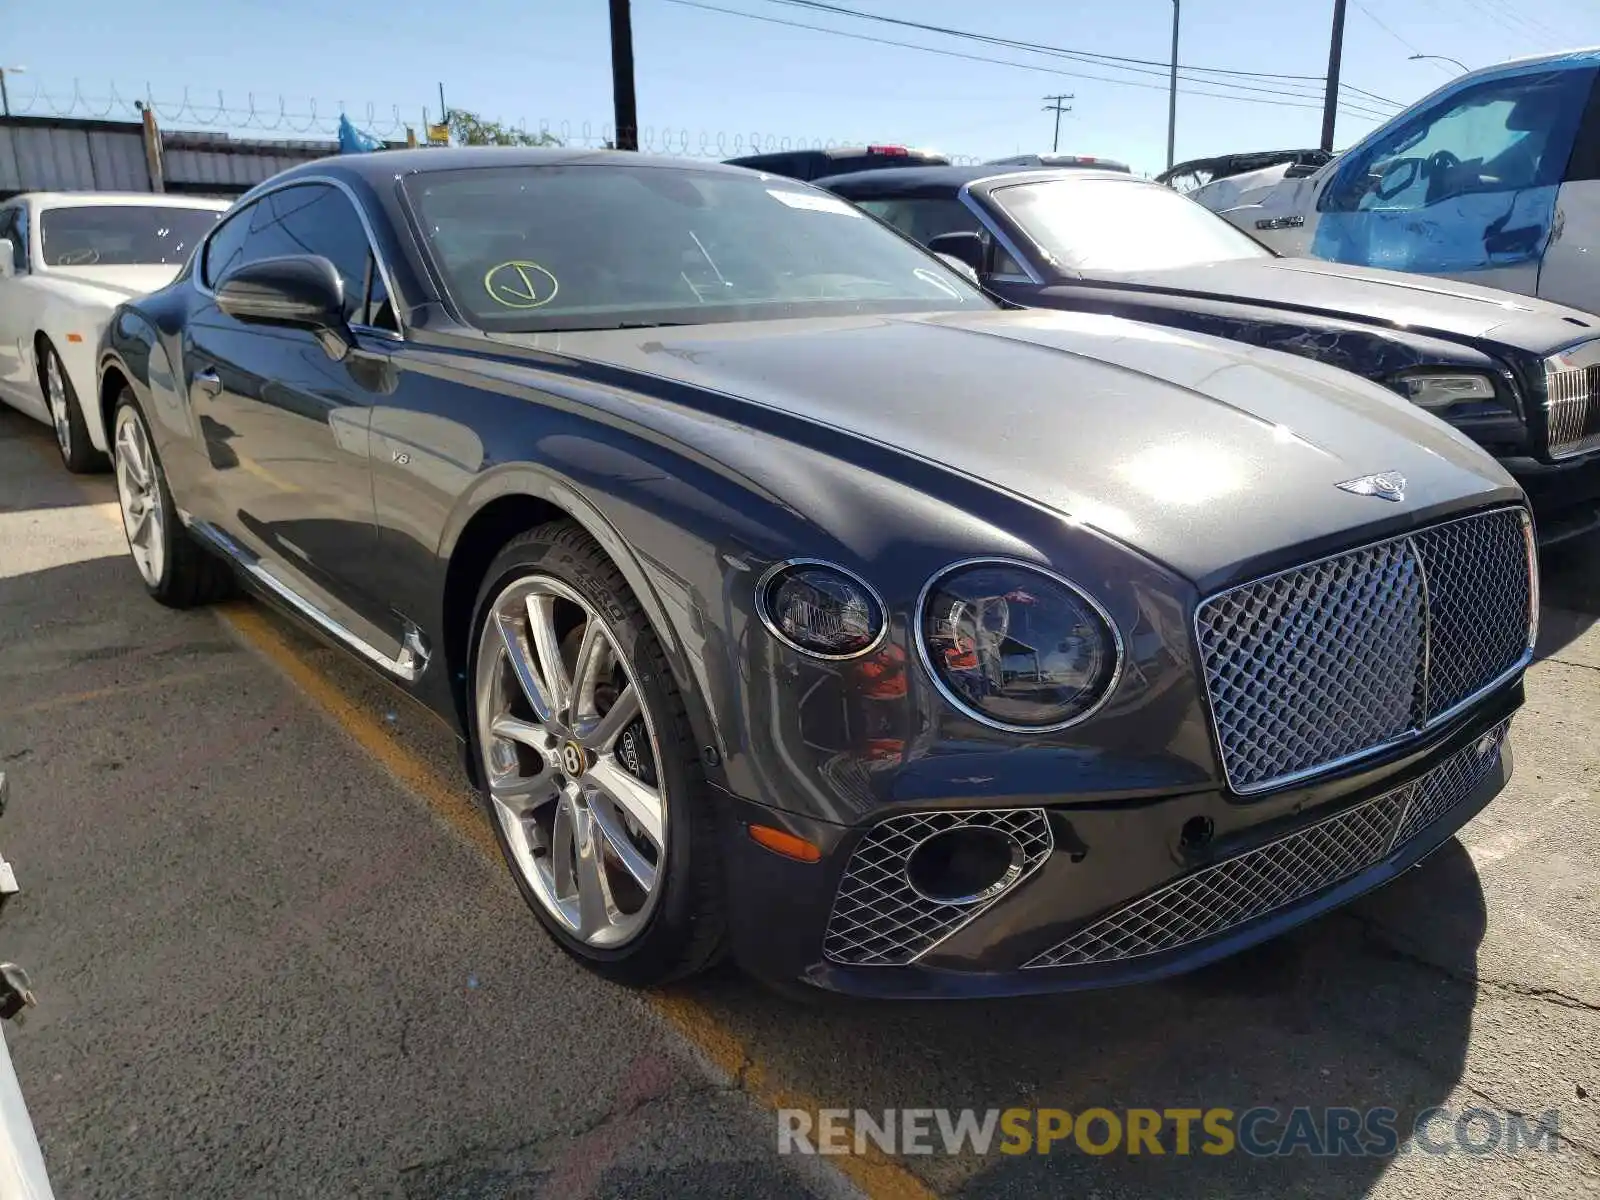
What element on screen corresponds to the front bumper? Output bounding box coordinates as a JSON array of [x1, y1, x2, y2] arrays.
[[716, 680, 1520, 999], [1503, 453, 1600, 546]]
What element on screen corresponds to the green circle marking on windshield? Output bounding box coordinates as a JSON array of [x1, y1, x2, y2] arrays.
[[484, 261, 559, 309]]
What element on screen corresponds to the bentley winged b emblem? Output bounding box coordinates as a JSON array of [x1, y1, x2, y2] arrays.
[[1336, 471, 1406, 502]]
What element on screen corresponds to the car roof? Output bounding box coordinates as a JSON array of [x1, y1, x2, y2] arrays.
[[265, 146, 758, 185], [9, 191, 232, 211], [821, 164, 1140, 196]]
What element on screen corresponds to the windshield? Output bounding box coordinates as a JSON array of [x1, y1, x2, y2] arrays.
[[39, 205, 222, 268], [990, 178, 1272, 273], [404, 164, 990, 331]]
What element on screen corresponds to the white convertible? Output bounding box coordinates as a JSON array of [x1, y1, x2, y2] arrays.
[[0, 192, 229, 472]]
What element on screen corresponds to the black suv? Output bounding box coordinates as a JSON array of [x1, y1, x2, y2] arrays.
[[724, 144, 948, 182]]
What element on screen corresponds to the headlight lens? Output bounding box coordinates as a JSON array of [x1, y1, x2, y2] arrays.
[[757, 561, 886, 659], [919, 562, 1120, 732], [1393, 372, 1499, 412]]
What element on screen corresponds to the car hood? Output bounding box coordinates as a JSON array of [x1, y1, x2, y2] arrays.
[[40, 264, 182, 301], [1093, 257, 1598, 351], [493, 309, 1516, 586]]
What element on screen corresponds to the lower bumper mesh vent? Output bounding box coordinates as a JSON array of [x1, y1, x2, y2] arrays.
[[1024, 721, 1509, 969], [823, 809, 1053, 967]]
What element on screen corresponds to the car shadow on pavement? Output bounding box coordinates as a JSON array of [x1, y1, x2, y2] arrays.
[[1537, 531, 1600, 659], [0, 409, 114, 515], [670, 839, 1487, 1199]]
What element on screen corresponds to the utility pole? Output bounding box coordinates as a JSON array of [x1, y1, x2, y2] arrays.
[[1320, 0, 1348, 153], [610, 0, 639, 151], [1166, 1, 1180, 170], [1042, 94, 1073, 153]]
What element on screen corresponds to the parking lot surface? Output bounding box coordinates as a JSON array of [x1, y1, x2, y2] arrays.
[[1, 407, 1597, 1199]]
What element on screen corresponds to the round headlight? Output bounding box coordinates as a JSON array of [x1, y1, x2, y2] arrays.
[[918, 560, 1120, 732], [757, 560, 887, 659]]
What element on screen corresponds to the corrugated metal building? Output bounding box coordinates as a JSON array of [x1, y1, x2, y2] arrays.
[[0, 114, 402, 200]]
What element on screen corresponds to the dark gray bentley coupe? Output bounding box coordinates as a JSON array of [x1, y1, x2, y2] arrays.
[[97, 149, 1537, 998]]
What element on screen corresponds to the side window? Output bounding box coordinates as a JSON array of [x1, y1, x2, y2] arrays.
[[202, 202, 258, 287], [852, 198, 981, 245], [202, 184, 378, 324], [1320, 68, 1594, 213], [1564, 72, 1600, 182]]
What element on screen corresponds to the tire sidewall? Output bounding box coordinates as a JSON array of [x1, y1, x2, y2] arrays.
[[112, 394, 179, 599], [467, 528, 710, 984], [43, 343, 89, 470]]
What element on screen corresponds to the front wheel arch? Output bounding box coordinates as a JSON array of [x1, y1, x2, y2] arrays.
[[439, 476, 727, 788]]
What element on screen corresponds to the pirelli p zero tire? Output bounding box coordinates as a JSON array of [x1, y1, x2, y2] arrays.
[[111, 392, 234, 609], [468, 520, 727, 986], [41, 341, 105, 474]]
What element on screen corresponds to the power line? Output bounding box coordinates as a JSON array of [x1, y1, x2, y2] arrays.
[[755, 0, 1331, 81], [662, 0, 1398, 119], [758, 0, 1332, 81], [1352, 2, 1426, 58]]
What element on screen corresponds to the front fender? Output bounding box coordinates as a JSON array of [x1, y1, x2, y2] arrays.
[[438, 462, 730, 781]]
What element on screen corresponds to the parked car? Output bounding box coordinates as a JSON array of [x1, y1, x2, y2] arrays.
[[1221, 48, 1600, 316], [1157, 148, 1332, 212], [0, 773, 55, 1200], [986, 153, 1131, 173], [824, 164, 1600, 544], [0, 192, 229, 472], [99, 149, 1535, 998], [723, 144, 948, 181]]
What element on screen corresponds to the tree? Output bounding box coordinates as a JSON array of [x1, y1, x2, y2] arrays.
[[446, 109, 561, 147]]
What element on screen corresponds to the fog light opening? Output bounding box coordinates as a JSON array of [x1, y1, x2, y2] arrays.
[[905, 825, 1026, 906], [1179, 816, 1214, 852]]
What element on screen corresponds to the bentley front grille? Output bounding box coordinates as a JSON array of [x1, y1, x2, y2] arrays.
[[822, 809, 1053, 967], [1545, 360, 1600, 459], [1024, 720, 1509, 970], [1195, 506, 1532, 794]]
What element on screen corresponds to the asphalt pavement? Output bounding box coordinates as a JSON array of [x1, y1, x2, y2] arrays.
[[0, 405, 1597, 1199]]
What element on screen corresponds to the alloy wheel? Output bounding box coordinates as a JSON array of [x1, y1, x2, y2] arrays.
[[113, 408, 166, 587], [474, 575, 668, 948], [45, 353, 71, 459]]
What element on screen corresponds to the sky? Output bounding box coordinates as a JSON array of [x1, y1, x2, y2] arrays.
[[5, 0, 1598, 177]]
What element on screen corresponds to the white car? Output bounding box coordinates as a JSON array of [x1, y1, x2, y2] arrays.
[[0, 192, 229, 472], [1220, 46, 1600, 316]]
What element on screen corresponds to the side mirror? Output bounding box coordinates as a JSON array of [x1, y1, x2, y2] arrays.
[[216, 254, 346, 332], [0, 240, 14, 280], [926, 232, 984, 274]]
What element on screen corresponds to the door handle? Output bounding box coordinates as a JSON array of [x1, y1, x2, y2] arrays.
[[194, 368, 222, 397]]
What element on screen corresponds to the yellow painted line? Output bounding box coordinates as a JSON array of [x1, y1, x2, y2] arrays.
[[219, 600, 938, 1200], [20, 399, 936, 1199]]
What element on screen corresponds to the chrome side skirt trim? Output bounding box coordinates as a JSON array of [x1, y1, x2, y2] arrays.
[[185, 515, 429, 682]]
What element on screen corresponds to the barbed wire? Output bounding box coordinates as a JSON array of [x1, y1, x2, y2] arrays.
[[3, 79, 983, 162]]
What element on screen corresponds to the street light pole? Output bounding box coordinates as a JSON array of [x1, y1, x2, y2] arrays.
[[1409, 53, 1470, 73], [1166, 0, 1179, 170]]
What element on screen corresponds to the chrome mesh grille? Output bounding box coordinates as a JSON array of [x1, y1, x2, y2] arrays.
[[823, 809, 1053, 966], [1025, 721, 1509, 969], [1411, 513, 1534, 716], [1545, 363, 1600, 459], [1196, 508, 1531, 794]]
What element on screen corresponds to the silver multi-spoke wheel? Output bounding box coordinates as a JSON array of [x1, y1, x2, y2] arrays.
[[476, 575, 668, 948], [113, 407, 167, 588], [46, 352, 72, 457]]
